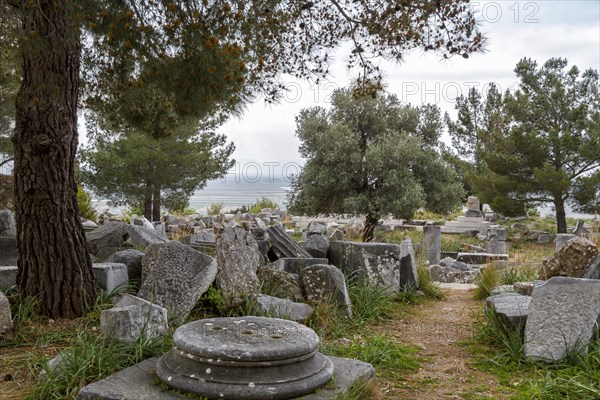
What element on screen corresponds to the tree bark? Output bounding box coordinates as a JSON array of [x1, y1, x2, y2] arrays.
[[14, 1, 95, 319], [143, 183, 152, 221], [361, 214, 378, 242], [555, 199, 567, 234], [152, 184, 161, 222]]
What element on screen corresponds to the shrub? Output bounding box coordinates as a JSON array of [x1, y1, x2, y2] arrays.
[[206, 202, 223, 216], [77, 185, 97, 223], [248, 197, 278, 214]]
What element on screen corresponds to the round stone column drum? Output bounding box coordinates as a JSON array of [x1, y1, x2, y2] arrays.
[[156, 316, 334, 399]]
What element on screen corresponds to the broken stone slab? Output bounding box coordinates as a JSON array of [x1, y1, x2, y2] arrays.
[[328, 239, 418, 292], [77, 355, 374, 400], [303, 234, 330, 258], [138, 241, 217, 323], [215, 227, 262, 308], [300, 264, 352, 318], [439, 257, 470, 271], [524, 277, 600, 362], [490, 285, 516, 295], [257, 267, 305, 303], [127, 224, 169, 248], [100, 294, 168, 343], [306, 221, 327, 236], [0, 290, 11, 337], [486, 292, 530, 330], [86, 222, 167, 256], [86, 222, 132, 256], [105, 249, 145, 286], [271, 257, 329, 275], [456, 253, 509, 264], [423, 225, 441, 265], [514, 281, 545, 296], [0, 209, 16, 236], [0, 266, 17, 291], [581, 254, 600, 280], [539, 236, 598, 280], [0, 236, 17, 266], [92, 263, 129, 294], [555, 233, 577, 252], [428, 264, 478, 284], [268, 225, 312, 259], [250, 294, 314, 321]]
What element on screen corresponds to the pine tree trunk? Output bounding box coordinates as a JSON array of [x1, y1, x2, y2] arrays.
[[143, 184, 153, 221], [152, 185, 161, 222], [555, 199, 567, 234], [14, 1, 95, 319]]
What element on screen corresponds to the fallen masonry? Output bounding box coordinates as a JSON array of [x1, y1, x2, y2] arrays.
[[78, 317, 375, 400]]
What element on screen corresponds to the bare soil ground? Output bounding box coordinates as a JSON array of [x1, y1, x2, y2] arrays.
[[375, 288, 514, 400]]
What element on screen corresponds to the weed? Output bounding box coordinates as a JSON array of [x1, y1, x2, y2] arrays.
[[474, 264, 499, 300], [417, 264, 445, 300]]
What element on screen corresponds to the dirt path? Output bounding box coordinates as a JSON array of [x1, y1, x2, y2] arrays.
[[376, 287, 511, 400]]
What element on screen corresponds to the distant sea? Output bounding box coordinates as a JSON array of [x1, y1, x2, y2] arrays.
[[92, 175, 292, 215]]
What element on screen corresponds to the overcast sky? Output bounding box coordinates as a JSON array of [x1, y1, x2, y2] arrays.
[[218, 0, 600, 177]]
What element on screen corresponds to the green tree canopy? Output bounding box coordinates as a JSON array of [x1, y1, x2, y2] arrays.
[[0, 4, 19, 166], [3, 0, 485, 318], [471, 58, 600, 232], [290, 89, 464, 241], [79, 116, 234, 221]]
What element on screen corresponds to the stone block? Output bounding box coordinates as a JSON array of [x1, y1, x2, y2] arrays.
[[300, 264, 352, 318], [216, 227, 262, 308], [423, 225, 441, 265], [540, 236, 598, 280], [257, 267, 305, 303], [0, 209, 16, 236], [581, 254, 600, 280], [486, 292, 530, 330], [251, 294, 314, 321], [0, 290, 11, 336], [0, 266, 17, 291], [328, 239, 418, 292], [456, 253, 509, 264], [92, 263, 129, 293], [428, 264, 478, 284], [105, 249, 145, 286], [524, 277, 600, 361], [555, 233, 577, 252], [138, 241, 217, 323], [0, 236, 17, 266], [100, 294, 168, 343], [304, 234, 330, 258], [271, 257, 329, 275]]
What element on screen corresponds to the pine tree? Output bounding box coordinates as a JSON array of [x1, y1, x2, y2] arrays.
[[472, 58, 600, 232], [2, 0, 485, 318]]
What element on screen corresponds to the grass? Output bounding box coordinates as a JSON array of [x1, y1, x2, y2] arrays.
[[322, 334, 420, 380], [474, 264, 500, 300], [1, 286, 171, 400], [470, 300, 600, 399], [474, 262, 540, 300], [335, 378, 383, 400], [30, 331, 169, 399]]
